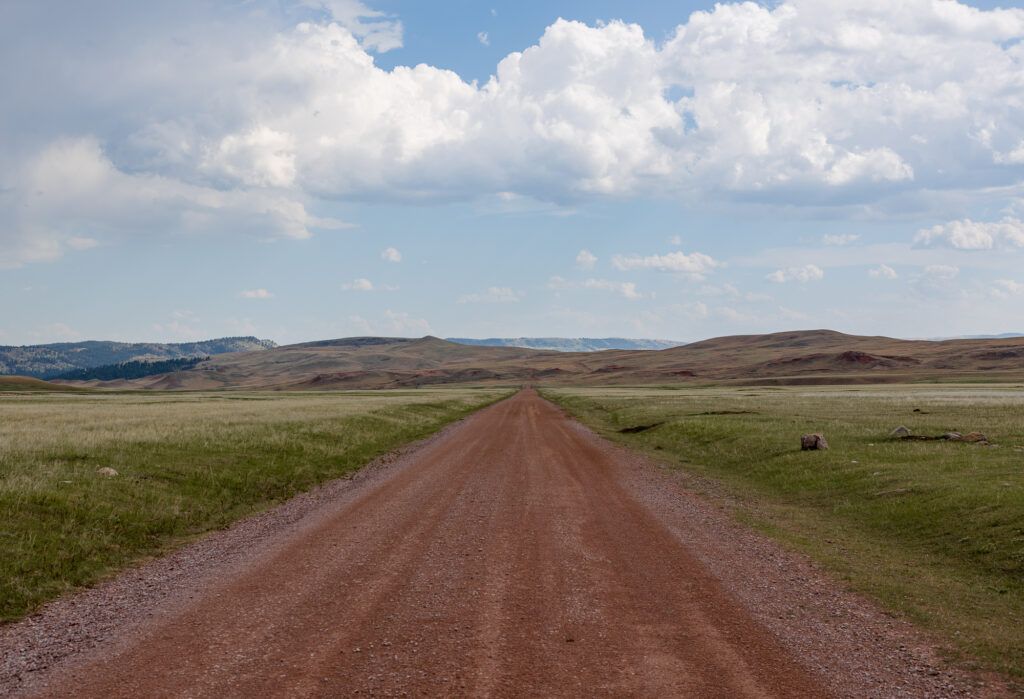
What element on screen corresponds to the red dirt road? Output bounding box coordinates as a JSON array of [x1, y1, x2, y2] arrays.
[[37, 390, 832, 697]]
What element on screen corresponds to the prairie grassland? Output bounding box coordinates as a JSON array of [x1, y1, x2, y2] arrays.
[[543, 384, 1024, 679], [0, 388, 511, 622]]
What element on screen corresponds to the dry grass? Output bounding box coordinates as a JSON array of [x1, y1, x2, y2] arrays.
[[0, 388, 510, 622], [543, 384, 1024, 682]]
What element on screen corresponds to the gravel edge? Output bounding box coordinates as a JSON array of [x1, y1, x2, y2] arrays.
[[564, 418, 1015, 698], [0, 415, 471, 696]]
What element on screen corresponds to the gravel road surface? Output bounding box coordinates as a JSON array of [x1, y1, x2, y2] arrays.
[[6, 390, 984, 697]]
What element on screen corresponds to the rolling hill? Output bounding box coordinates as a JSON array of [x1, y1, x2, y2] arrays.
[[53, 330, 1024, 391], [0, 376, 89, 392], [0, 337, 277, 379]]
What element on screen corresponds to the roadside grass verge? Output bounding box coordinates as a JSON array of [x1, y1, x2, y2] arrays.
[[542, 385, 1024, 681], [0, 388, 511, 622]]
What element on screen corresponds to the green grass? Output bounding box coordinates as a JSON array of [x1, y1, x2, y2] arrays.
[[542, 384, 1024, 681], [0, 388, 511, 622]]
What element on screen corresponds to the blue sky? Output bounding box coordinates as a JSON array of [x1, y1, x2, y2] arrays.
[[2, 0, 1024, 345]]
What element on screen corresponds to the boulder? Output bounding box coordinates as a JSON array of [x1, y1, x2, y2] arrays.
[[95, 467, 118, 477], [890, 425, 911, 437], [801, 434, 829, 450], [943, 432, 963, 441], [962, 431, 987, 443]]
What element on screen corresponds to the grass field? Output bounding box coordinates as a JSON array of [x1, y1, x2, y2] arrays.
[[0, 388, 511, 622], [542, 385, 1024, 681]]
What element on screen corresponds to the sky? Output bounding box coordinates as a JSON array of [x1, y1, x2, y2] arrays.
[[2, 0, 1024, 345]]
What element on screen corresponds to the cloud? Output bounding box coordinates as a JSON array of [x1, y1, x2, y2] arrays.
[[5, 1, 1024, 264], [765, 264, 824, 283], [381, 247, 402, 262], [575, 249, 597, 269], [458, 286, 522, 303], [477, 31, 489, 46], [698, 283, 772, 302], [0, 138, 350, 268], [303, 0, 403, 52], [611, 251, 718, 279], [152, 311, 201, 339], [66, 237, 100, 250], [823, 233, 860, 246], [823, 148, 913, 186], [666, 301, 709, 319], [239, 288, 274, 299], [868, 264, 898, 279], [992, 279, 1024, 297], [383, 309, 432, 335], [779, 306, 808, 321], [584, 279, 641, 299], [548, 276, 642, 299], [914, 217, 1024, 250], [345, 315, 374, 335], [922, 264, 959, 280], [717, 306, 757, 323], [341, 278, 374, 291]]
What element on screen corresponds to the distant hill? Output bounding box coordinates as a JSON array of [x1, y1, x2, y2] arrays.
[[446, 337, 684, 352], [927, 333, 1024, 340], [0, 337, 277, 379], [55, 330, 1024, 391]]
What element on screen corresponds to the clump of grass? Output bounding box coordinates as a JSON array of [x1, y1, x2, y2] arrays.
[[543, 384, 1024, 680], [0, 389, 510, 622]]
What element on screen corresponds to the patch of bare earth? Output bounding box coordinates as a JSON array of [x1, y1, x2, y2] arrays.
[[1, 391, 1009, 697]]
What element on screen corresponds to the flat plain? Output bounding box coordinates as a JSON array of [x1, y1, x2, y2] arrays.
[[543, 384, 1024, 680], [6, 390, 973, 697], [0, 388, 511, 622]]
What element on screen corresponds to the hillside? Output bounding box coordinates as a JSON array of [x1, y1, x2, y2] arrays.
[[52, 356, 207, 382], [0, 337, 277, 379], [0, 376, 88, 392], [446, 337, 684, 352], [56, 330, 1024, 391]]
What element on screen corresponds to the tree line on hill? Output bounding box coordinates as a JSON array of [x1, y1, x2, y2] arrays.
[[0, 336, 275, 379], [53, 356, 208, 382]]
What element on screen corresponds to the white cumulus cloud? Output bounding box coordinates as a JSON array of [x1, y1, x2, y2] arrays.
[[458, 286, 522, 303], [0, 138, 349, 268], [548, 276, 642, 299], [868, 264, 898, 279], [381, 247, 402, 262], [823, 233, 860, 246], [922, 264, 960, 280], [584, 279, 642, 299], [611, 251, 718, 278], [5, 1, 1024, 266], [239, 288, 274, 299], [992, 279, 1024, 297], [341, 278, 374, 291], [576, 249, 597, 269], [766, 264, 824, 283], [914, 217, 1024, 250]]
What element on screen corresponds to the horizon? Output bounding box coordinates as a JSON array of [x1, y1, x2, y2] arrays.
[[6, 328, 1024, 352], [3, 1, 1024, 345]]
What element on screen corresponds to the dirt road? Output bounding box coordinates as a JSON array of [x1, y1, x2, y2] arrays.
[[21, 390, 962, 697]]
